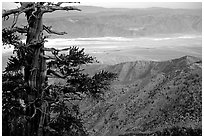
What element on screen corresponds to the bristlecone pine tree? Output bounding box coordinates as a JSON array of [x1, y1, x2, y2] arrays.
[[2, 2, 117, 136]]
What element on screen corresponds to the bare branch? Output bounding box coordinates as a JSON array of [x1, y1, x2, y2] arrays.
[[2, 2, 81, 19], [43, 47, 70, 52], [46, 2, 80, 7], [43, 47, 63, 61], [4, 26, 28, 34], [56, 2, 80, 6], [40, 54, 56, 60], [42, 5, 81, 14], [65, 2, 81, 4], [11, 13, 20, 28], [55, 2, 63, 6], [26, 39, 45, 48], [2, 8, 21, 18], [10, 26, 28, 34], [2, 4, 34, 18], [43, 47, 70, 61], [47, 69, 67, 79], [43, 25, 67, 35]]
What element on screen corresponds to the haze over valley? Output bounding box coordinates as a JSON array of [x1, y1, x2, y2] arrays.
[[2, 34, 202, 69]]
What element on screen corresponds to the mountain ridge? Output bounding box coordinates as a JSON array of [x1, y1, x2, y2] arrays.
[[81, 55, 202, 135], [84, 55, 201, 83]]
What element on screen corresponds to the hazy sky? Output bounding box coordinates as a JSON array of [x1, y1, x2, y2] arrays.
[[2, 1, 202, 9], [81, 2, 202, 9]]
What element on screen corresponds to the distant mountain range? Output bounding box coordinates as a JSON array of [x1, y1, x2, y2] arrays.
[[2, 6, 202, 38], [80, 55, 202, 135]]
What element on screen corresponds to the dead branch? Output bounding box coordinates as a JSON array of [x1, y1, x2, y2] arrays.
[[26, 39, 45, 47], [42, 5, 81, 14], [55, 2, 63, 6], [43, 47, 72, 61], [42, 47, 62, 61], [38, 100, 49, 136], [11, 13, 20, 28], [2, 4, 35, 18], [9, 26, 28, 34], [47, 69, 67, 79], [55, 2, 80, 6], [2, 8, 21, 18], [3, 3, 35, 29], [43, 25, 67, 35], [40, 53, 56, 60], [43, 47, 70, 52]]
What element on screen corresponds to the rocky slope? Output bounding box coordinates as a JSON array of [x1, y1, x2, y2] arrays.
[[80, 55, 202, 135]]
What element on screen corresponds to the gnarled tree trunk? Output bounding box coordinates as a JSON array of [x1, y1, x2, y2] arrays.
[[24, 6, 47, 136], [2, 2, 81, 135]]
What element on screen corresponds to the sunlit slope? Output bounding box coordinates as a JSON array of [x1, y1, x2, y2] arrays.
[[80, 55, 202, 135]]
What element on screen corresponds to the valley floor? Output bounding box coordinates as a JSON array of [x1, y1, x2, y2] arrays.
[[43, 34, 203, 64], [2, 35, 202, 70]]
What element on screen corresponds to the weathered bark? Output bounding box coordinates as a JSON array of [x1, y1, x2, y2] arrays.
[[24, 5, 47, 136], [38, 100, 49, 136]]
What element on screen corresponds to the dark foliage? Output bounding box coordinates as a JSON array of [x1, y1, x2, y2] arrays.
[[2, 72, 27, 135], [2, 24, 117, 137], [2, 28, 20, 46], [88, 70, 118, 99]]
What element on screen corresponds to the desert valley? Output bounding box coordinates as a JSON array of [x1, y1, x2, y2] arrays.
[[2, 4, 202, 136]]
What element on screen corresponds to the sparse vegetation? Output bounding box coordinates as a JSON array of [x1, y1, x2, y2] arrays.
[[79, 56, 202, 136], [121, 126, 202, 136]]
